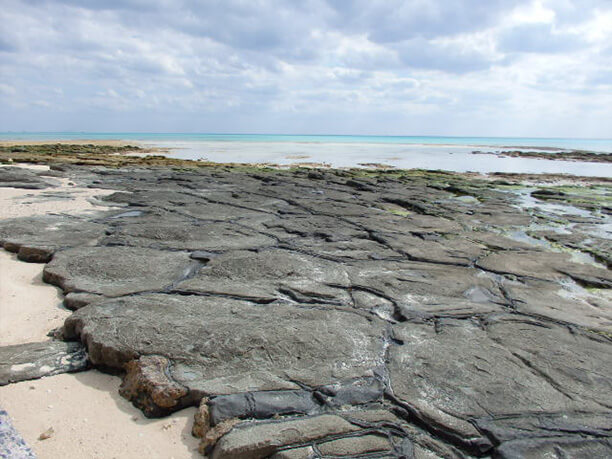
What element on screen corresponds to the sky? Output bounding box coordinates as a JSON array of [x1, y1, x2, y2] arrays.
[[1, 0, 611, 137]]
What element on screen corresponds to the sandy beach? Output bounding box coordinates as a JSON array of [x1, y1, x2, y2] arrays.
[[0, 165, 199, 458]]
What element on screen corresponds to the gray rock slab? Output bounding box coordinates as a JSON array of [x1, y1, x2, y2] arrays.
[[282, 236, 400, 261], [502, 278, 612, 331], [317, 434, 393, 456], [374, 232, 485, 266], [263, 215, 367, 242], [495, 436, 612, 459], [0, 341, 87, 385], [0, 216, 104, 262], [349, 213, 463, 235], [43, 246, 193, 296], [347, 260, 506, 317], [477, 251, 612, 286], [102, 219, 275, 251], [210, 414, 361, 459], [180, 201, 270, 221], [63, 294, 386, 401], [176, 248, 351, 303], [0, 166, 60, 189], [473, 412, 612, 444], [388, 315, 612, 451]]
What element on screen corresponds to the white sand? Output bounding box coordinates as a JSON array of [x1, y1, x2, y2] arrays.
[[0, 165, 201, 458], [0, 373, 199, 459], [0, 251, 67, 346], [0, 164, 116, 219]]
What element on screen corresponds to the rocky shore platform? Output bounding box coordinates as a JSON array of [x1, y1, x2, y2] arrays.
[[1, 147, 611, 458], [472, 149, 612, 163]]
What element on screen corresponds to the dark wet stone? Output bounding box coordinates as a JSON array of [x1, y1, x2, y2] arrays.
[[0, 341, 87, 385], [208, 390, 318, 426], [316, 377, 384, 408]]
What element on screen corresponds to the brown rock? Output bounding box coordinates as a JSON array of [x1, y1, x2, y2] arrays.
[[192, 398, 211, 438], [119, 355, 189, 417], [199, 419, 240, 456], [38, 427, 54, 440], [211, 414, 361, 459]]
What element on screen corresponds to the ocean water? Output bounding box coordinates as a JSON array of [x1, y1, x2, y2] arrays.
[[2, 132, 612, 176]]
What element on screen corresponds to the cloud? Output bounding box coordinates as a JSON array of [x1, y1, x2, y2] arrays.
[[394, 36, 498, 73], [326, 0, 524, 42], [0, 0, 611, 137], [497, 23, 584, 53]]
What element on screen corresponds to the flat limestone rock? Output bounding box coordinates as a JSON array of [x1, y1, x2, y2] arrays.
[[210, 415, 361, 459], [317, 434, 392, 456], [43, 246, 193, 297], [374, 232, 485, 266], [0, 341, 87, 385], [473, 412, 612, 445], [263, 215, 367, 242], [63, 294, 386, 408], [176, 248, 351, 303], [0, 216, 104, 262], [502, 278, 612, 331], [0, 166, 60, 189], [495, 436, 612, 459], [102, 218, 276, 251], [347, 260, 506, 318], [477, 250, 612, 286], [533, 228, 612, 267], [388, 314, 612, 452]]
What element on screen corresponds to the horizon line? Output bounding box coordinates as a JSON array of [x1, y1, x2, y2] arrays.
[[1, 131, 612, 141]]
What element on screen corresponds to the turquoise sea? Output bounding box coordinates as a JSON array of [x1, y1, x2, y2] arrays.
[[2, 132, 612, 151], [2, 132, 612, 176]]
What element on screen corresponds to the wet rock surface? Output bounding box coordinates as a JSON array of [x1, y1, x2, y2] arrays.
[[0, 164, 611, 457]]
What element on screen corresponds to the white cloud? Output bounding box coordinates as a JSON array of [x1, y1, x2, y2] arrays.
[[509, 0, 556, 25], [0, 0, 611, 136]]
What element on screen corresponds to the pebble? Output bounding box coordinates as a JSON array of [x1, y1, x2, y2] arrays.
[[38, 427, 54, 440]]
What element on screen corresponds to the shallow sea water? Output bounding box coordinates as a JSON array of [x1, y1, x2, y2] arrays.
[[139, 140, 611, 177], [2, 133, 612, 176]]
